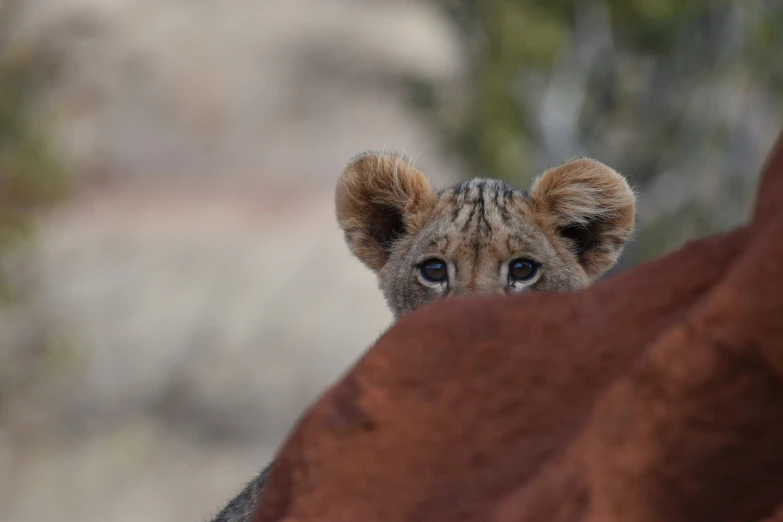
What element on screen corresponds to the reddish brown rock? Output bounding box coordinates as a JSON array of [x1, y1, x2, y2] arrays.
[[251, 136, 783, 522]]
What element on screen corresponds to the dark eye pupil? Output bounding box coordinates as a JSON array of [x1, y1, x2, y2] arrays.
[[509, 259, 537, 281], [420, 259, 447, 283]]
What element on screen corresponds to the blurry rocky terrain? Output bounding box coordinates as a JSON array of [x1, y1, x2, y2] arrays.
[[0, 2, 463, 521], [1, 1, 782, 522]]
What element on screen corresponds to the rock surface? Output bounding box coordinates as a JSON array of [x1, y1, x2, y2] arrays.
[[250, 137, 783, 521]]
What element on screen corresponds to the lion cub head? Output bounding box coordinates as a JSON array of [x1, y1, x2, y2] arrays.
[[336, 151, 636, 317]]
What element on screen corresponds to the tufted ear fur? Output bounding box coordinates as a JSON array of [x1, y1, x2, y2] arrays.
[[335, 151, 437, 272], [529, 158, 636, 280]]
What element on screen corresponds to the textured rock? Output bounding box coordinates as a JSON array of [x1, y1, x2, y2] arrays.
[[250, 135, 783, 522]]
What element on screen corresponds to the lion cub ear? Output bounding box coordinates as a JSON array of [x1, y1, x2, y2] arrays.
[[335, 151, 437, 272], [529, 158, 636, 280]]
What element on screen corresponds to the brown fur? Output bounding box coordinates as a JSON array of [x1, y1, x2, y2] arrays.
[[248, 135, 783, 522], [335, 151, 636, 317]]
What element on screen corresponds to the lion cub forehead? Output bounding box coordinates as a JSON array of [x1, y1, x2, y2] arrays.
[[430, 177, 531, 227], [438, 177, 528, 200], [410, 178, 542, 256]]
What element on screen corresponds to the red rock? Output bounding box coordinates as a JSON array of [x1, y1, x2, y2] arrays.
[[251, 136, 783, 522]]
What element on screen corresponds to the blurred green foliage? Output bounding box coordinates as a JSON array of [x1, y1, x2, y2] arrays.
[[0, 0, 69, 301], [0, 0, 73, 415], [423, 0, 783, 269]]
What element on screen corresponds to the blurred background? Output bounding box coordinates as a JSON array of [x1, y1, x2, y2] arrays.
[[0, 1, 781, 521]]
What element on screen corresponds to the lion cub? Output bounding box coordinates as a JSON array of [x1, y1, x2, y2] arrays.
[[208, 152, 636, 522], [336, 151, 636, 317]]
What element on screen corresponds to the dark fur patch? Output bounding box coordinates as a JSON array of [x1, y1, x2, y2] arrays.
[[558, 223, 601, 261], [476, 181, 492, 235], [369, 204, 406, 253]]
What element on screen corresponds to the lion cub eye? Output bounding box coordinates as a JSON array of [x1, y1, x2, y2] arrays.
[[419, 258, 448, 283], [508, 258, 538, 282]]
